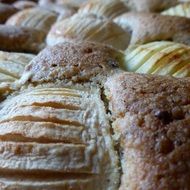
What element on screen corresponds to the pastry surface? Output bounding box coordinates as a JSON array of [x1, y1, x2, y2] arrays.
[[0, 25, 45, 53], [22, 41, 123, 85], [105, 72, 190, 190], [0, 86, 119, 190], [0, 0, 190, 189], [114, 12, 190, 45]]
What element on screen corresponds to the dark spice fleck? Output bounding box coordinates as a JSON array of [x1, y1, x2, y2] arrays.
[[155, 110, 173, 124]]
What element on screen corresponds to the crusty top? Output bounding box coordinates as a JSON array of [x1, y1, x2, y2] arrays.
[[105, 72, 190, 190], [123, 0, 178, 12], [0, 24, 45, 53], [114, 12, 190, 46], [105, 72, 190, 118], [22, 41, 123, 85]]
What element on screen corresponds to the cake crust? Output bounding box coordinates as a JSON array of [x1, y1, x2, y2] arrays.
[[114, 12, 190, 46], [105, 72, 190, 190]]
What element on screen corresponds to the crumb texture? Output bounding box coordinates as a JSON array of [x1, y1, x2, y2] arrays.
[[105, 72, 190, 190], [114, 12, 190, 46], [23, 41, 123, 84]]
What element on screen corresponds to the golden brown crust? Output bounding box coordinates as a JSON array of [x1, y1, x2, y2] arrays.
[[114, 12, 190, 46], [6, 8, 57, 33], [0, 24, 45, 53], [22, 41, 123, 85], [122, 0, 178, 12], [105, 72, 190, 190], [0, 3, 18, 24], [0, 86, 119, 190]]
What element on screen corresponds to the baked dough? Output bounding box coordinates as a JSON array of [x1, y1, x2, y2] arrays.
[[0, 86, 119, 190], [105, 72, 190, 190], [0, 25, 45, 53], [0, 1, 190, 189], [6, 8, 57, 33], [114, 12, 190, 46], [21, 41, 123, 85], [46, 13, 130, 50], [123, 41, 190, 77]]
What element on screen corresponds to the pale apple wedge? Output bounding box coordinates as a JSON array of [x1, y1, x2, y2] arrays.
[[123, 41, 190, 77], [162, 3, 190, 18]]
